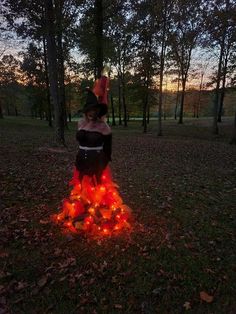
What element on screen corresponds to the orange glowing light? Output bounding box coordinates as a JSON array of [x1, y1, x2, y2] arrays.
[[88, 207, 95, 214], [55, 168, 132, 236], [111, 205, 116, 211]]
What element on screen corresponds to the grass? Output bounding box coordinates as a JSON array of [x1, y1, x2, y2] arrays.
[[0, 116, 235, 313]]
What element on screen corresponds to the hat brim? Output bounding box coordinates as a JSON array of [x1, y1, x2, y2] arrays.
[[98, 103, 108, 117], [83, 103, 108, 117], [82, 103, 100, 113]]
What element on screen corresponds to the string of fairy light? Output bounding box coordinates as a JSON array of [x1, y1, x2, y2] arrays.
[[53, 169, 131, 235]]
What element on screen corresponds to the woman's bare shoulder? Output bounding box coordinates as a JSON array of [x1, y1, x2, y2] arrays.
[[99, 121, 111, 135], [77, 118, 86, 129]]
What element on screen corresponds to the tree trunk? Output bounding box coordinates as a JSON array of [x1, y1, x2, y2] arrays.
[[57, 32, 67, 129], [213, 45, 224, 134], [118, 75, 122, 125], [157, 0, 167, 135], [175, 72, 180, 120], [55, 0, 67, 129], [43, 20, 52, 127], [213, 10, 228, 134], [177, 42, 192, 124], [218, 88, 225, 123], [122, 82, 127, 127], [193, 103, 196, 118], [68, 91, 72, 123], [143, 89, 148, 133], [44, 0, 65, 145], [121, 69, 127, 127], [197, 72, 204, 118], [39, 104, 43, 120], [217, 53, 228, 122], [178, 78, 186, 124], [147, 102, 150, 124], [230, 109, 236, 145], [110, 93, 116, 126], [68, 88, 72, 123], [0, 99, 3, 119], [95, 0, 103, 79], [158, 69, 163, 135]]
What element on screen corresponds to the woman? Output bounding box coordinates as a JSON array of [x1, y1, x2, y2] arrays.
[[75, 90, 112, 184], [55, 89, 131, 235]]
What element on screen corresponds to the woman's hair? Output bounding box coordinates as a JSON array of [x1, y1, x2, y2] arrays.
[[85, 107, 100, 122]]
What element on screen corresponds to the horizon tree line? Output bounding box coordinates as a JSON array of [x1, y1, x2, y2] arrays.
[[0, 0, 236, 143]]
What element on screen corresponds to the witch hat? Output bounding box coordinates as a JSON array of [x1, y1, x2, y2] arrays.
[[83, 89, 108, 117], [83, 90, 99, 113]]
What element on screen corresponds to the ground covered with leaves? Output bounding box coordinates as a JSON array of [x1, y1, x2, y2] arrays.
[[0, 117, 236, 313]]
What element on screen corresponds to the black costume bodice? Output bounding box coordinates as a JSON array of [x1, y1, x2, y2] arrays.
[[76, 130, 105, 147], [76, 129, 112, 161], [75, 129, 112, 182]]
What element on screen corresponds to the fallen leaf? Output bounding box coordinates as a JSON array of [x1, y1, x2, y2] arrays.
[[114, 304, 123, 309], [19, 218, 29, 222], [38, 276, 48, 288], [39, 219, 49, 224], [200, 291, 214, 303], [183, 301, 191, 310], [0, 286, 5, 295], [0, 296, 6, 305], [15, 281, 28, 291], [0, 252, 9, 258]]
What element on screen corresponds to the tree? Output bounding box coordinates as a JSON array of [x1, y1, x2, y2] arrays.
[[206, 0, 236, 133], [94, 0, 103, 78], [169, 0, 204, 124], [155, 0, 173, 135], [230, 108, 236, 144], [3, 0, 82, 141], [131, 0, 157, 132], [44, 0, 65, 145], [105, 0, 133, 126], [217, 1, 236, 122], [0, 54, 21, 117]]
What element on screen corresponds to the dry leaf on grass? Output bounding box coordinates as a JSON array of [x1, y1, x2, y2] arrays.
[[200, 291, 214, 303], [183, 301, 191, 310], [37, 276, 48, 288], [39, 219, 50, 224], [114, 304, 123, 309]]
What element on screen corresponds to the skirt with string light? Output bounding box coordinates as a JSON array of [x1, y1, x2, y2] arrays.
[[53, 163, 132, 236]]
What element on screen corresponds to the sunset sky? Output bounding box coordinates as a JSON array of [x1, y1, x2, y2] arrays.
[[1, 29, 218, 92]]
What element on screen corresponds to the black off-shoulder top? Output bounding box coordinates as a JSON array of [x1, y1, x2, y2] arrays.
[[76, 129, 112, 161]]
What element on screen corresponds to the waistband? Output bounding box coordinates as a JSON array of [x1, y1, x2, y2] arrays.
[[79, 145, 103, 151]]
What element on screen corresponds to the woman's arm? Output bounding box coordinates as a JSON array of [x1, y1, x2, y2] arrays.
[[103, 133, 112, 161]]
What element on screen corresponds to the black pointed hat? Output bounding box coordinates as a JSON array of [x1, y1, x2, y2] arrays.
[[83, 89, 108, 117], [83, 90, 99, 113]]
